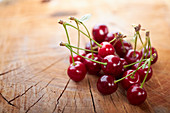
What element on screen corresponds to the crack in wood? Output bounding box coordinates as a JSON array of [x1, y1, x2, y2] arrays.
[[0, 93, 18, 108], [25, 93, 45, 113], [52, 79, 70, 113], [0, 67, 20, 76], [87, 78, 96, 113], [9, 81, 41, 103], [74, 91, 77, 113], [61, 100, 68, 113]]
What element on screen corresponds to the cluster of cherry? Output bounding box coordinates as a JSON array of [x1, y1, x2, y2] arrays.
[[59, 15, 158, 105]]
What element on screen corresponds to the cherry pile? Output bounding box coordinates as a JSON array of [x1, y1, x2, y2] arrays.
[[58, 15, 158, 105]]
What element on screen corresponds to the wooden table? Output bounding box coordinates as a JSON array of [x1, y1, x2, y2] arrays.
[[0, 0, 170, 112]]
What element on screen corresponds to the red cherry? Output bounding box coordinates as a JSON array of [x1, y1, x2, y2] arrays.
[[98, 42, 115, 58], [67, 61, 87, 82], [140, 46, 158, 64], [97, 75, 118, 95], [121, 70, 141, 90], [116, 58, 128, 79], [104, 32, 116, 44], [92, 24, 109, 43], [69, 52, 85, 63], [85, 41, 98, 54], [124, 49, 142, 64], [84, 53, 101, 75], [132, 62, 153, 82], [101, 55, 123, 77], [127, 84, 147, 105], [114, 40, 133, 58]]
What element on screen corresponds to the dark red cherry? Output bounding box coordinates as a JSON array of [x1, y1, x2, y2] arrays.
[[84, 53, 101, 75], [116, 58, 128, 79], [98, 42, 115, 58], [92, 24, 109, 43], [101, 55, 123, 77], [114, 40, 133, 58], [127, 84, 147, 105], [132, 62, 153, 82], [121, 70, 141, 90], [85, 41, 98, 54], [104, 32, 116, 44], [67, 61, 87, 82], [140, 46, 158, 64], [97, 75, 118, 95], [69, 52, 85, 63], [124, 49, 142, 64]]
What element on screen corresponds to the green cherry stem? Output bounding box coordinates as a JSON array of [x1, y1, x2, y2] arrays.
[[141, 32, 152, 88], [120, 39, 126, 53], [137, 31, 144, 45], [115, 64, 145, 83], [75, 20, 80, 54], [133, 32, 138, 56], [79, 21, 94, 59], [63, 25, 75, 65], [109, 37, 117, 44], [123, 58, 148, 68], [60, 42, 98, 53], [63, 44, 107, 66], [64, 22, 102, 48]]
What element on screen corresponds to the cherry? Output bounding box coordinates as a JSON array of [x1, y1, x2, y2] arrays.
[[140, 46, 158, 64], [116, 58, 128, 79], [127, 84, 147, 105], [97, 75, 118, 95], [69, 52, 85, 63], [85, 41, 98, 54], [124, 49, 142, 64], [132, 62, 153, 82], [98, 42, 115, 58], [114, 40, 133, 58], [67, 61, 87, 82], [104, 32, 116, 44], [121, 70, 140, 90], [84, 53, 101, 75], [101, 55, 123, 77], [92, 24, 109, 43]]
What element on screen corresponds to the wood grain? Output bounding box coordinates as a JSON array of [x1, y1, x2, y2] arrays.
[[0, 0, 170, 113]]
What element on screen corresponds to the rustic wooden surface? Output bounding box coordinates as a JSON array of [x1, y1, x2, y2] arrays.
[[0, 0, 170, 113]]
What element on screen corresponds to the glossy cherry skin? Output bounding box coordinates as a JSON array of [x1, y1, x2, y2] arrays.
[[124, 49, 142, 64], [97, 75, 118, 95], [132, 62, 153, 82], [140, 46, 158, 64], [67, 61, 87, 82], [127, 84, 147, 105], [114, 40, 133, 58], [98, 42, 115, 58], [85, 41, 98, 54], [101, 55, 123, 77], [84, 53, 101, 75], [121, 70, 141, 90], [69, 52, 85, 64], [92, 24, 109, 43], [116, 58, 128, 79], [104, 32, 116, 44]]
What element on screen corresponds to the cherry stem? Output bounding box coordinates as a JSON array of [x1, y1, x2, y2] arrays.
[[63, 25, 75, 65], [115, 63, 146, 83], [64, 45, 107, 66], [64, 22, 102, 48], [109, 38, 117, 44], [60, 42, 98, 53], [79, 20, 94, 59], [133, 33, 137, 56], [120, 39, 126, 53], [123, 58, 148, 68], [137, 31, 144, 45], [75, 20, 80, 54], [141, 32, 152, 88]]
